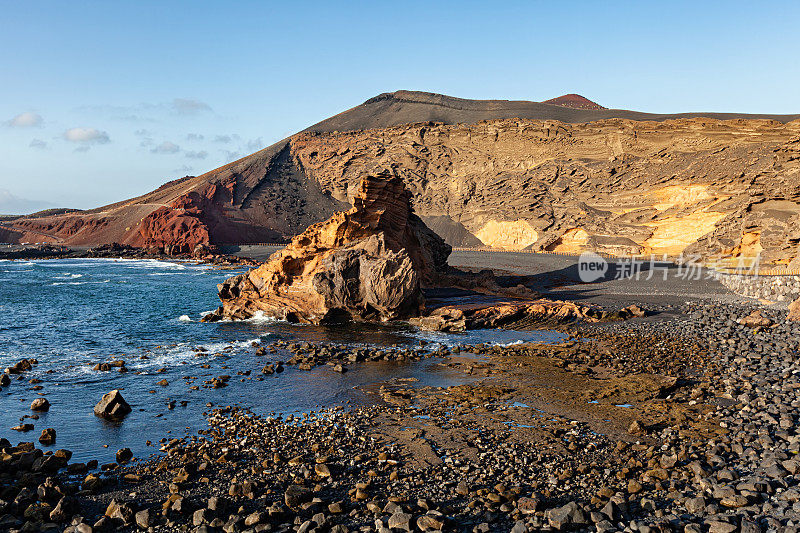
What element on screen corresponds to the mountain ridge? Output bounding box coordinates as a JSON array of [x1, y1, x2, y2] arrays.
[[2, 90, 800, 264]]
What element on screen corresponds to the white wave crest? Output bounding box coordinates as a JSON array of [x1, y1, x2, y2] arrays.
[[51, 279, 111, 286], [127, 336, 268, 371]]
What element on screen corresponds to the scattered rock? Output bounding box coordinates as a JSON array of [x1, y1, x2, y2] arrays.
[[93, 389, 132, 420]]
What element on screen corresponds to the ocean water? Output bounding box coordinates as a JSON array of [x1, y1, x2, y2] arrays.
[[0, 258, 563, 464]]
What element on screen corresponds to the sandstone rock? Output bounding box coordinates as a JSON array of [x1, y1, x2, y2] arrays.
[[314, 463, 331, 478], [7, 358, 34, 374], [410, 299, 628, 331], [93, 390, 132, 420], [738, 309, 773, 327], [788, 297, 800, 321], [205, 173, 450, 324]]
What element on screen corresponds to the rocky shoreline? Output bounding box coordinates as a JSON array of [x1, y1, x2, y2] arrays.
[[3, 300, 800, 532], [0, 243, 259, 268]]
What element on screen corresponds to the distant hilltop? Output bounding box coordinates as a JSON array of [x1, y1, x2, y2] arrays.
[[542, 94, 605, 110]]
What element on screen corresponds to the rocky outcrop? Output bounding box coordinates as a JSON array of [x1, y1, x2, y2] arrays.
[[203, 173, 451, 324], [411, 301, 645, 332], [132, 195, 211, 255]]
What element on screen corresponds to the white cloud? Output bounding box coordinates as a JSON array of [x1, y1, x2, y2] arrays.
[[63, 127, 111, 144], [151, 141, 181, 154], [173, 165, 194, 174], [246, 137, 264, 151], [172, 98, 212, 115], [7, 112, 43, 128], [185, 150, 208, 159], [29, 138, 48, 150], [186, 133, 204, 141], [221, 150, 241, 162]]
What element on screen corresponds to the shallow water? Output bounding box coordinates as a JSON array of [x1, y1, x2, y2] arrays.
[[0, 258, 564, 464]]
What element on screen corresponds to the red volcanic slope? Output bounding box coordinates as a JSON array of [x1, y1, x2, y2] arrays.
[[542, 94, 606, 110]]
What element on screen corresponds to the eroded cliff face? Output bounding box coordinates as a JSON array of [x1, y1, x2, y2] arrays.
[[290, 118, 800, 262], [204, 173, 451, 324], [5, 111, 800, 263]]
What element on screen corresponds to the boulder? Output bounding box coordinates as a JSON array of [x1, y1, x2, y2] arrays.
[[284, 485, 311, 508], [105, 498, 136, 525], [38, 428, 56, 445], [116, 447, 133, 463], [93, 390, 132, 420], [30, 398, 50, 411], [547, 501, 588, 530], [204, 173, 451, 324], [789, 297, 800, 321], [738, 309, 773, 327]]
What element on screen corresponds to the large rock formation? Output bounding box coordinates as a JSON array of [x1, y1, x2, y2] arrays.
[[3, 90, 800, 263], [203, 173, 451, 324]]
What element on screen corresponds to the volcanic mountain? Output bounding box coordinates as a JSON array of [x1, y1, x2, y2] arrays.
[[3, 90, 800, 263], [542, 94, 605, 110]]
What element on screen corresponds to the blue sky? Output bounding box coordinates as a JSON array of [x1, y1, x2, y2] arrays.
[[1, 1, 799, 213]]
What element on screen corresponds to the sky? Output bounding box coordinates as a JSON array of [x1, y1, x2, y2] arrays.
[[1, 1, 799, 213]]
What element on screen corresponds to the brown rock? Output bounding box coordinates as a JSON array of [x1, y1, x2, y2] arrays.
[[116, 447, 133, 463], [738, 309, 773, 327], [411, 299, 611, 331], [30, 398, 50, 411], [205, 173, 450, 324], [39, 428, 56, 445], [628, 420, 645, 435], [789, 297, 800, 321], [94, 389, 132, 420], [284, 484, 311, 508], [105, 498, 136, 524]]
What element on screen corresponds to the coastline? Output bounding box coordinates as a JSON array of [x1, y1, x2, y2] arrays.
[[4, 299, 796, 532]]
